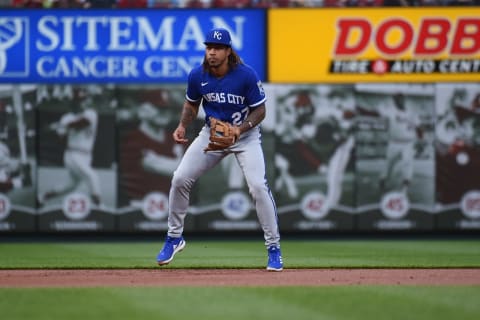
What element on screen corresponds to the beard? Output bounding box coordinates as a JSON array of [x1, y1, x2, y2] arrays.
[[207, 56, 227, 69]]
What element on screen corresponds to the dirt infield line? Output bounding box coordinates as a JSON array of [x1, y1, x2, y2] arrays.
[[1, 268, 480, 287]]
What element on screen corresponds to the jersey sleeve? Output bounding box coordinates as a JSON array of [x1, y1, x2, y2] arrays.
[[185, 68, 202, 103], [244, 67, 266, 108], [60, 113, 76, 126]]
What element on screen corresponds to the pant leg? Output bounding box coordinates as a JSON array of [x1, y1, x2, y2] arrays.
[[70, 151, 100, 197], [401, 141, 415, 183], [326, 136, 354, 208], [233, 134, 280, 248], [167, 126, 225, 237]]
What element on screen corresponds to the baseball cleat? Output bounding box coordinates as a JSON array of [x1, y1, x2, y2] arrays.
[[156, 236, 186, 266], [266, 246, 283, 271]]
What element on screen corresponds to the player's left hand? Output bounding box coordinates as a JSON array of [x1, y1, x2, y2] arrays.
[[204, 117, 240, 152]]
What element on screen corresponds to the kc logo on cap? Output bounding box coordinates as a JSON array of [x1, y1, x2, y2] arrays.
[[213, 31, 223, 40], [204, 28, 232, 47]]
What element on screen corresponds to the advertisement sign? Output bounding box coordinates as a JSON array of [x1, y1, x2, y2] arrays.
[[269, 8, 480, 83], [0, 9, 266, 83]]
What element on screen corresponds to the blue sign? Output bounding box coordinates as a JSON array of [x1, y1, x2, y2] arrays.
[[0, 9, 266, 83]]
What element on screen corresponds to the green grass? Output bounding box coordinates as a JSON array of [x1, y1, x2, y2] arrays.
[[1, 286, 479, 320], [0, 239, 479, 269], [1, 239, 479, 320]]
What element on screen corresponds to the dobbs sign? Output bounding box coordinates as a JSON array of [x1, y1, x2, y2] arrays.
[[269, 8, 480, 83]]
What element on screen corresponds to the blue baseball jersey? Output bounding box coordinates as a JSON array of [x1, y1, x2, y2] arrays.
[[185, 63, 266, 126]]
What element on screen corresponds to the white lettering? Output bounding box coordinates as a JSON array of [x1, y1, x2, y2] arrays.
[[203, 92, 226, 103], [227, 94, 245, 105], [178, 17, 204, 50], [36, 16, 60, 51], [61, 17, 75, 50], [332, 60, 369, 73], [137, 16, 176, 50], [109, 17, 134, 50], [390, 60, 435, 73], [144, 56, 201, 77], [77, 17, 108, 51], [36, 15, 246, 52], [52, 221, 100, 230], [37, 56, 139, 78], [439, 60, 480, 73]]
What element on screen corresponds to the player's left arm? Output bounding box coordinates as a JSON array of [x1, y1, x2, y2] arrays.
[[67, 117, 90, 130], [67, 111, 95, 130], [66, 109, 97, 130], [239, 71, 267, 134], [238, 104, 266, 134]]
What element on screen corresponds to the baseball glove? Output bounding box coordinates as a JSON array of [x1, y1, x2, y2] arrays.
[[204, 117, 240, 152]]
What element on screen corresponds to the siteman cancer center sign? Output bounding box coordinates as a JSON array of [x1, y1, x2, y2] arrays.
[[0, 9, 266, 83]]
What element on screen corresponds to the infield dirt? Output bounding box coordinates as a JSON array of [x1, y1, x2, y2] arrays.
[[1, 268, 480, 287]]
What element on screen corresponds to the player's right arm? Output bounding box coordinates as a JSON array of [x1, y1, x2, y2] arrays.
[[173, 100, 200, 144], [51, 113, 77, 136]]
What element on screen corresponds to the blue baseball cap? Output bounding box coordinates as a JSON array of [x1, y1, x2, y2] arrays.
[[203, 28, 232, 47]]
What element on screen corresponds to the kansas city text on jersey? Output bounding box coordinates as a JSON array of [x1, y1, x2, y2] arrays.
[[203, 92, 245, 105]]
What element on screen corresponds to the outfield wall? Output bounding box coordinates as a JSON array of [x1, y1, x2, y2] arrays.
[[0, 8, 479, 234]]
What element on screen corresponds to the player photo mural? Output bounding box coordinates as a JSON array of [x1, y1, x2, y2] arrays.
[[273, 84, 356, 232], [435, 83, 480, 231], [36, 84, 117, 232], [354, 84, 436, 232], [0, 85, 36, 232], [116, 85, 196, 232]]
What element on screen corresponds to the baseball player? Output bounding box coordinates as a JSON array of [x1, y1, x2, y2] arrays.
[[321, 88, 356, 212], [118, 89, 184, 204], [436, 88, 480, 203], [38, 87, 101, 207], [274, 86, 355, 213], [0, 90, 32, 192], [0, 141, 26, 193], [156, 28, 283, 271], [274, 88, 320, 199], [365, 93, 423, 195]]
